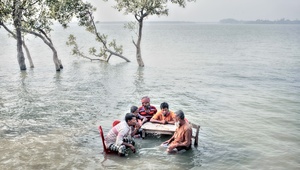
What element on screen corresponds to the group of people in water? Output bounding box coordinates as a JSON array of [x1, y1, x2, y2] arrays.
[[104, 96, 192, 156]]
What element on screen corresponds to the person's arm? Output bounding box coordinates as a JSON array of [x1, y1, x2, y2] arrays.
[[162, 134, 175, 145], [131, 124, 141, 136], [116, 129, 126, 146], [137, 119, 143, 126], [118, 128, 136, 153], [141, 117, 148, 124], [138, 114, 148, 125], [121, 142, 136, 153], [150, 117, 167, 124], [167, 120, 175, 124], [150, 112, 167, 124]]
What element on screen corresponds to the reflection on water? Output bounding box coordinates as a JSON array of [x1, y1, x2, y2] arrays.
[[134, 67, 145, 95], [1, 23, 300, 169]]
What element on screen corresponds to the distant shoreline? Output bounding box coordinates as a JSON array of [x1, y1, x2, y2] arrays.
[[219, 18, 300, 24]]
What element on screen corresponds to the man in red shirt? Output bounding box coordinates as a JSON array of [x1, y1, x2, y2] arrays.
[[150, 102, 175, 124], [138, 96, 157, 121], [161, 110, 192, 153]]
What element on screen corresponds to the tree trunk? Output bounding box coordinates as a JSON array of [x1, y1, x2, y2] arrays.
[[13, 1, 26, 70], [136, 19, 144, 67], [22, 39, 34, 68], [0, 22, 33, 68], [106, 49, 130, 62], [16, 28, 26, 70], [52, 47, 62, 71], [21, 29, 63, 71], [48, 42, 62, 71]]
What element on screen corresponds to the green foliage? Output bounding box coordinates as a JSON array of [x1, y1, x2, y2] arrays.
[[0, 0, 94, 34], [66, 3, 125, 61], [113, 0, 167, 18], [109, 39, 123, 54], [111, 0, 196, 19], [66, 34, 88, 58], [0, 1, 13, 23], [124, 21, 138, 35], [66, 34, 76, 46], [89, 47, 97, 55]]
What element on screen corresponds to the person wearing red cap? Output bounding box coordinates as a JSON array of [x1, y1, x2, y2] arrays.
[[138, 96, 157, 121]]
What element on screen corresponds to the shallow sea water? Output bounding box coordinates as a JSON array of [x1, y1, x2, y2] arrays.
[[0, 22, 299, 169]]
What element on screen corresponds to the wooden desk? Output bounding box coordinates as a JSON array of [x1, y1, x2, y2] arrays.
[[141, 122, 176, 138]]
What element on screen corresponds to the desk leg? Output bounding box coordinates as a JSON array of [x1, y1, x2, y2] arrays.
[[142, 130, 145, 139]]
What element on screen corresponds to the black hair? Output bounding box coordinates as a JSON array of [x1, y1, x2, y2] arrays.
[[160, 102, 169, 109], [175, 110, 185, 120], [125, 113, 136, 122], [130, 106, 138, 113]]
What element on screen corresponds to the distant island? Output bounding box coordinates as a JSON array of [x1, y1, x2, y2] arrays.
[[220, 18, 300, 24]]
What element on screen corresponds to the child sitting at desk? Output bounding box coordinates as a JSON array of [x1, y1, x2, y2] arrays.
[[131, 106, 146, 137], [150, 102, 175, 125]]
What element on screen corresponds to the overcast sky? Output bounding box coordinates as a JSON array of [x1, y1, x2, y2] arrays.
[[87, 0, 300, 22]]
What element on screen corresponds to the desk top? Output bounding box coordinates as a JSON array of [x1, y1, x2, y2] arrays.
[[141, 122, 176, 133]]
